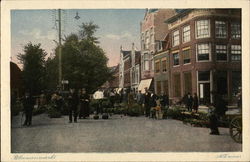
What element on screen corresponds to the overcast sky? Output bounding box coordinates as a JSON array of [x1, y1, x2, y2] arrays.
[[11, 9, 145, 67]]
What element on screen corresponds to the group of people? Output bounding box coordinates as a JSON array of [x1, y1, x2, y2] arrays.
[[183, 92, 199, 113], [63, 88, 90, 123]]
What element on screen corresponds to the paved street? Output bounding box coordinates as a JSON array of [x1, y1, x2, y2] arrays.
[[11, 113, 241, 153]]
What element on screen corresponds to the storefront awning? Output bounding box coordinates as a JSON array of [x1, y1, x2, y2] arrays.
[[138, 79, 152, 93]]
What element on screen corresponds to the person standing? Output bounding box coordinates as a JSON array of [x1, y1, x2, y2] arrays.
[[143, 88, 151, 117], [192, 93, 199, 113], [22, 92, 35, 126], [160, 92, 169, 109], [136, 90, 143, 106], [68, 89, 79, 123], [209, 92, 227, 135], [149, 91, 158, 118], [186, 92, 193, 111], [79, 88, 90, 119]]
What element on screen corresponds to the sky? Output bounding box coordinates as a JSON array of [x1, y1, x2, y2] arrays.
[[11, 9, 145, 67]]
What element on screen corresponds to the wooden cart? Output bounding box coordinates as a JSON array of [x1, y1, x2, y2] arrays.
[[228, 114, 242, 143]]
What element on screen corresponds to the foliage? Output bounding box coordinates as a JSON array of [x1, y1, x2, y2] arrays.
[[33, 106, 47, 116], [166, 108, 183, 120], [127, 104, 142, 116], [11, 100, 23, 116], [79, 21, 99, 44], [17, 42, 47, 95], [45, 22, 111, 93], [47, 105, 61, 118]]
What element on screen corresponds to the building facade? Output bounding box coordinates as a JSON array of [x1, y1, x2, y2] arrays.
[[165, 9, 241, 105], [119, 44, 141, 92], [139, 9, 176, 93]]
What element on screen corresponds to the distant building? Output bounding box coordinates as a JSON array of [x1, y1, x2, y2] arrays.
[[139, 9, 176, 93], [101, 65, 119, 91], [163, 9, 241, 104], [119, 43, 141, 92], [10, 61, 23, 100]]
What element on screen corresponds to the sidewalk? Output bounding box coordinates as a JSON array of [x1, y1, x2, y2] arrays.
[[198, 105, 240, 114]]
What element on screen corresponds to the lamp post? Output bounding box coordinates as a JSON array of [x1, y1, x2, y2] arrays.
[[58, 9, 62, 90]]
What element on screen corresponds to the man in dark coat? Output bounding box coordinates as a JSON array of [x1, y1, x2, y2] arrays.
[[192, 93, 199, 113], [185, 92, 193, 111], [79, 88, 90, 119], [160, 92, 169, 109], [209, 92, 228, 135], [22, 92, 35, 126], [68, 89, 79, 123], [143, 88, 151, 117]]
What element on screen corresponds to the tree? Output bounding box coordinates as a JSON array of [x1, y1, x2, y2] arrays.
[[79, 21, 99, 44], [45, 22, 111, 94], [17, 42, 47, 95]]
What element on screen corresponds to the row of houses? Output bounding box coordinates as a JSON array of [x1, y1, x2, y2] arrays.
[[110, 9, 241, 105]]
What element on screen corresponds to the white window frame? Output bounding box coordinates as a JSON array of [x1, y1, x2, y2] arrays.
[[195, 20, 210, 39], [172, 30, 180, 47], [215, 45, 228, 62], [231, 45, 241, 61], [231, 22, 241, 39], [183, 25, 191, 43], [182, 49, 191, 64], [173, 52, 180, 66], [196, 43, 211, 62], [215, 21, 227, 38]]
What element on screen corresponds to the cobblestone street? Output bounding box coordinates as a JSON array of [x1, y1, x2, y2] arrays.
[[11, 113, 241, 153]]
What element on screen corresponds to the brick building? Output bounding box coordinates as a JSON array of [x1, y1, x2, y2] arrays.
[[139, 9, 176, 93], [119, 44, 141, 92], [163, 9, 241, 105]]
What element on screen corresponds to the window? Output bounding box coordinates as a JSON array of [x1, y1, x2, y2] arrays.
[[161, 59, 167, 72], [231, 45, 241, 61], [198, 71, 210, 81], [216, 45, 227, 61], [216, 71, 227, 95], [145, 31, 149, 49], [155, 61, 160, 73], [197, 43, 210, 61], [144, 53, 150, 70], [173, 52, 179, 66], [215, 21, 227, 38], [182, 49, 191, 64], [232, 71, 241, 96], [173, 73, 181, 97], [172, 30, 180, 46], [156, 81, 161, 95], [231, 22, 241, 39], [183, 25, 190, 43], [163, 80, 168, 95], [184, 72, 192, 94], [196, 20, 210, 38], [150, 28, 154, 44]]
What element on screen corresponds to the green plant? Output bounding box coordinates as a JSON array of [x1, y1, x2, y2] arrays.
[[127, 104, 142, 116], [11, 101, 23, 116], [33, 106, 47, 116], [47, 105, 61, 118]]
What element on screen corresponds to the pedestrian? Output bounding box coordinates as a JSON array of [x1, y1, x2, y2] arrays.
[[22, 92, 35, 126], [186, 92, 193, 111], [209, 91, 228, 135], [68, 89, 79, 123], [143, 88, 151, 117], [149, 91, 158, 118], [79, 88, 90, 119], [160, 92, 169, 109], [109, 89, 115, 108], [192, 93, 199, 113], [136, 90, 143, 105]]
